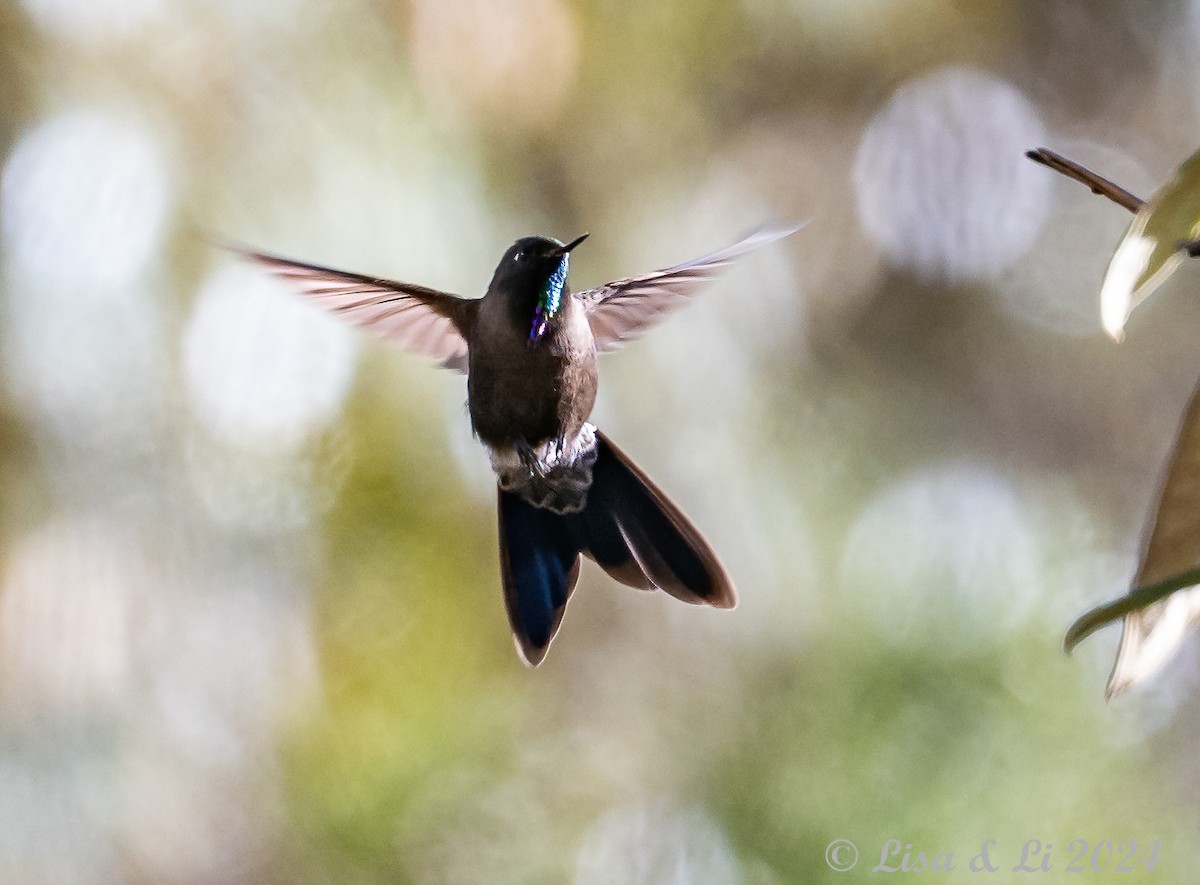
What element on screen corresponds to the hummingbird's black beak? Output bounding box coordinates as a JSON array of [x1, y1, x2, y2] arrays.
[[552, 233, 589, 256]]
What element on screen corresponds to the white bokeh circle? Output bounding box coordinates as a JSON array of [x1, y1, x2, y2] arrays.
[[183, 262, 360, 451], [854, 67, 1050, 284]]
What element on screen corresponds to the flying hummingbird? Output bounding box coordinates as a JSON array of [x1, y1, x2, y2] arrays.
[[239, 224, 799, 664]]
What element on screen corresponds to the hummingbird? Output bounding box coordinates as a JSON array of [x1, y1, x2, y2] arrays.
[[238, 224, 799, 665]]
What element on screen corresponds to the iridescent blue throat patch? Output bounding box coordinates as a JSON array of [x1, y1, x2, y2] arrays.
[[528, 253, 569, 345]]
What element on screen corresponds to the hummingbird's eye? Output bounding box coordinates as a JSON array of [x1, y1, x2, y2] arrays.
[[513, 250, 525, 263]]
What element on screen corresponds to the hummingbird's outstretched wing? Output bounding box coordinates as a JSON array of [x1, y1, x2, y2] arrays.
[[237, 249, 478, 372], [576, 223, 801, 352]]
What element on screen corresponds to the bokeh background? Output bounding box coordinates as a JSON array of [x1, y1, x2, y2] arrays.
[[3, 0, 1200, 882]]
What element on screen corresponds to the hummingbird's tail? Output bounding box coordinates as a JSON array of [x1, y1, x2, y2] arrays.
[[497, 430, 736, 666]]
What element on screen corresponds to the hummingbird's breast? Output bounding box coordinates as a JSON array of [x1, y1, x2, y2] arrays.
[[466, 293, 598, 449]]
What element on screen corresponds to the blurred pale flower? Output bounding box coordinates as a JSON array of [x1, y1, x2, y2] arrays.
[[1099, 382, 1200, 698], [1001, 142, 1150, 338], [1100, 147, 1200, 340]]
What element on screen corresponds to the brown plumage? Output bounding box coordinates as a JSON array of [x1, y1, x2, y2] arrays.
[[236, 224, 799, 664]]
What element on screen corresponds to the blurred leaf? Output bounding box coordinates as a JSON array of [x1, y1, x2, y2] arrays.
[[1074, 379, 1200, 698], [1101, 146, 1200, 339], [1064, 566, 1200, 653]]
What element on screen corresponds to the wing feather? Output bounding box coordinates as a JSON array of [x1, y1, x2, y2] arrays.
[[237, 248, 477, 372], [576, 223, 802, 352]]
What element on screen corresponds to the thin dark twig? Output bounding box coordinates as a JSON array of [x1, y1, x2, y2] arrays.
[[1025, 148, 1145, 214]]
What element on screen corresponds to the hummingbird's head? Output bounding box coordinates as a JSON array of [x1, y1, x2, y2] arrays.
[[497, 233, 588, 345]]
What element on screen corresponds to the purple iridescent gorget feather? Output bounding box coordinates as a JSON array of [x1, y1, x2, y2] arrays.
[[528, 252, 569, 345]]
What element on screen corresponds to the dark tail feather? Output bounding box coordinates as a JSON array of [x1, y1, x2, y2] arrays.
[[497, 430, 736, 666], [497, 490, 582, 666], [586, 431, 736, 609]]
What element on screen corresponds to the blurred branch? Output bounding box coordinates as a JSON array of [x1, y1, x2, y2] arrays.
[[1025, 148, 1144, 213]]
